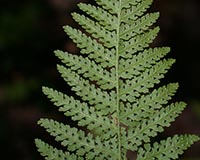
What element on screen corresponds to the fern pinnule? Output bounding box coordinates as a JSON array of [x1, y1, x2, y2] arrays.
[[93, 0, 119, 15], [63, 25, 115, 67], [119, 59, 175, 104], [120, 27, 160, 58], [120, 12, 160, 40], [77, 3, 118, 31], [35, 139, 78, 160], [122, 102, 187, 151], [121, 0, 142, 9], [120, 83, 179, 125], [57, 65, 115, 111], [36, 0, 199, 159], [119, 47, 170, 78], [72, 12, 117, 48], [55, 50, 116, 90], [121, 0, 153, 23]]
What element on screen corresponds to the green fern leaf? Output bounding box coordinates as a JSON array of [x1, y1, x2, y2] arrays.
[[63, 25, 115, 68], [38, 119, 117, 159], [42, 87, 117, 138], [35, 139, 79, 160], [120, 12, 160, 40], [123, 102, 187, 151], [78, 3, 118, 31], [55, 50, 116, 90], [119, 27, 160, 58], [72, 13, 117, 48], [95, 0, 119, 14], [121, 0, 153, 23], [137, 135, 200, 160], [57, 65, 116, 114], [36, 0, 199, 159], [120, 83, 179, 126], [119, 59, 175, 102], [119, 47, 170, 78]]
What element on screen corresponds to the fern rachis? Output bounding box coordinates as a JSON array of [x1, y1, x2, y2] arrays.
[[35, 0, 200, 159]]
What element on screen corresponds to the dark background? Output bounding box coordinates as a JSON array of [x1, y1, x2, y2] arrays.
[[0, 0, 200, 159]]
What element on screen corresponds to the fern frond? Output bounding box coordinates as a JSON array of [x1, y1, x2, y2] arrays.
[[36, 0, 199, 159], [137, 135, 200, 160], [55, 50, 116, 90]]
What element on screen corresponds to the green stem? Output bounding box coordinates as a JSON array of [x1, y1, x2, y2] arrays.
[[116, 0, 122, 159]]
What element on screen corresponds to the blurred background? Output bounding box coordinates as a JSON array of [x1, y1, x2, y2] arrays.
[[0, 0, 200, 159]]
